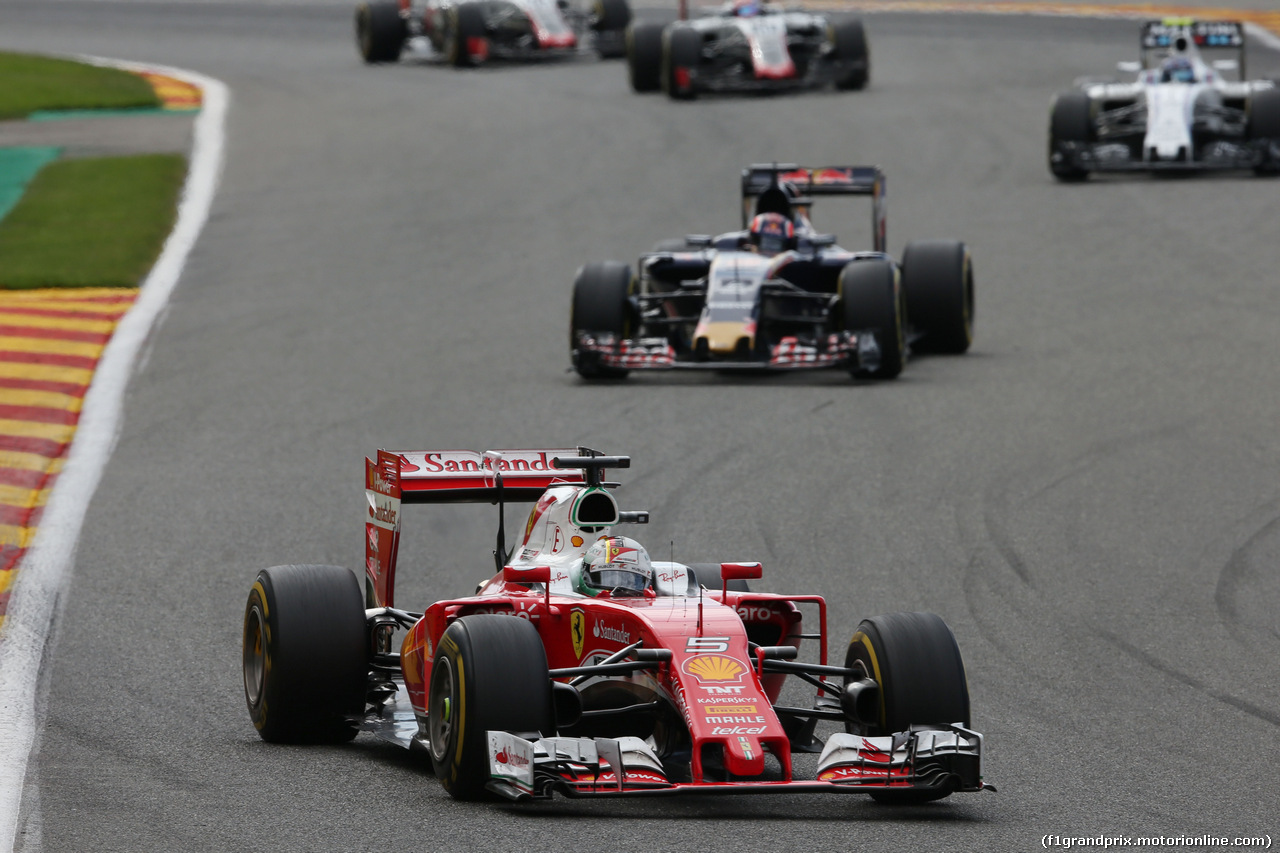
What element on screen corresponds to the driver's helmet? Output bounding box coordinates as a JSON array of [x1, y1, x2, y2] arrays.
[[576, 536, 652, 596], [1161, 56, 1195, 83], [732, 0, 761, 16], [748, 212, 796, 255]]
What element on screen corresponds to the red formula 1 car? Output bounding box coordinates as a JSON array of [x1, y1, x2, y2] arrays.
[[241, 449, 991, 803]]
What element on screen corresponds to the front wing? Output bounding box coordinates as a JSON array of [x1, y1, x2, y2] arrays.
[[1052, 138, 1279, 172], [573, 331, 883, 372], [485, 726, 987, 801]]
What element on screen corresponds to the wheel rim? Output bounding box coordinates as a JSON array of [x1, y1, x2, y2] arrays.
[[428, 656, 457, 763], [243, 605, 266, 708]]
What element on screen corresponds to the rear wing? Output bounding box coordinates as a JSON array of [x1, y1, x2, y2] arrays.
[[363, 448, 623, 607], [740, 163, 886, 253], [1140, 19, 1246, 75]]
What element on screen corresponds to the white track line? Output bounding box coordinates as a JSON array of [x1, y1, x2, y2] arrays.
[[0, 60, 227, 853]]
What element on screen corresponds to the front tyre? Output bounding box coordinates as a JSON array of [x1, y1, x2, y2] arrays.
[[830, 16, 869, 91], [1049, 91, 1093, 181], [627, 21, 665, 92], [570, 260, 635, 379], [839, 259, 903, 380], [901, 240, 973, 355], [355, 0, 407, 63], [1248, 88, 1280, 175], [662, 25, 700, 100], [592, 0, 632, 58], [843, 611, 971, 803], [242, 565, 367, 743], [428, 615, 554, 800], [446, 2, 488, 67]]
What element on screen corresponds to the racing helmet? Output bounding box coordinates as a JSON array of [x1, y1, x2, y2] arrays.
[[732, 0, 761, 16], [1161, 56, 1195, 83], [576, 536, 652, 596], [748, 212, 796, 255]]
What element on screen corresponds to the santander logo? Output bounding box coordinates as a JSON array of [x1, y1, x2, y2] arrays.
[[494, 748, 529, 768]]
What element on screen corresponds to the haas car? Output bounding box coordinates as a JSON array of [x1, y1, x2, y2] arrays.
[[570, 164, 974, 381], [355, 0, 632, 65], [1049, 18, 1280, 179], [626, 0, 868, 98], [241, 449, 990, 803]]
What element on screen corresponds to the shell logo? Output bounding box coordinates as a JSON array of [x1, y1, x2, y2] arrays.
[[681, 654, 747, 684]]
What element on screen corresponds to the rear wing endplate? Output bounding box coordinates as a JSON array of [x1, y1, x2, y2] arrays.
[[363, 448, 607, 607], [740, 163, 886, 254], [1140, 19, 1245, 74]]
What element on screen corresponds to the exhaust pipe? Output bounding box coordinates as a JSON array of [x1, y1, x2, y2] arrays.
[[841, 677, 880, 726]]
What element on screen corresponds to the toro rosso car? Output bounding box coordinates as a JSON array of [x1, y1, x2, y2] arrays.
[[626, 0, 868, 98], [242, 449, 991, 803], [1049, 18, 1280, 179], [570, 164, 974, 381], [355, 0, 631, 65]]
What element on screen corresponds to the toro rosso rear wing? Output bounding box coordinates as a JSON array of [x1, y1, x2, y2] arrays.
[[1140, 19, 1246, 75], [740, 163, 886, 253], [364, 448, 619, 607]]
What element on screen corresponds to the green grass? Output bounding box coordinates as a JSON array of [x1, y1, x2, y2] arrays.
[[0, 52, 159, 120], [0, 155, 187, 289]]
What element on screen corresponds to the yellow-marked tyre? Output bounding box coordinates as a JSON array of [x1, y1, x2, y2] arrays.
[[242, 564, 367, 743], [843, 611, 970, 803], [427, 615, 553, 800]]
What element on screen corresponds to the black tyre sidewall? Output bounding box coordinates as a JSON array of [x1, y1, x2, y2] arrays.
[[242, 565, 367, 743], [662, 26, 700, 100], [627, 21, 665, 92], [901, 239, 973, 355], [570, 260, 634, 379], [593, 0, 632, 33], [839, 259, 904, 379], [1049, 91, 1093, 180], [830, 17, 869, 90], [355, 1, 406, 63], [429, 615, 553, 800], [448, 3, 487, 67]]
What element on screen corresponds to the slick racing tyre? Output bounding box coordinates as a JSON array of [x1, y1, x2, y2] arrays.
[[662, 25, 700, 100], [446, 2, 488, 67], [1247, 88, 1280, 175], [428, 615, 554, 800], [627, 21, 665, 92], [1048, 91, 1093, 181], [830, 16, 869, 91], [355, 0, 407, 63], [843, 612, 971, 803], [901, 240, 973, 355], [839, 258, 904, 380], [570, 260, 635, 379], [592, 0, 632, 57], [242, 565, 368, 743]]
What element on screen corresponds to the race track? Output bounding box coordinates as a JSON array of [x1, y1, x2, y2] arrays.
[[2, 1, 1279, 850]]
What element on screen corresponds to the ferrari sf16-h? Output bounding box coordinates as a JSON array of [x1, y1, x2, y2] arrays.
[[356, 0, 631, 65], [626, 0, 868, 99], [242, 448, 991, 803], [570, 163, 974, 381], [1049, 18, 1280, 178]]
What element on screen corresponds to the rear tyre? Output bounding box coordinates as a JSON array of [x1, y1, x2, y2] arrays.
[[662, 25, 700, 100], [1048, 91, 1093, 181], [1248, 88, 1280, 175], [428, 615, 554, 800], [570, 260, 635, 379], [355, 1, 407, 63], [843, 611, 971, 804], [242, 565, 367, 743], [592, 0, 632, 57], [830, 17, 869, 91], [839, 259, 903, 380], [901, 240, 973, 355], [627, 21, 666, 92], [446, 2, 487, 67]]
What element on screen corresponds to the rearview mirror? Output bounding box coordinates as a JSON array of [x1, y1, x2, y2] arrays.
[[504, 565, 550, 585], [720, 562, 763, 581]]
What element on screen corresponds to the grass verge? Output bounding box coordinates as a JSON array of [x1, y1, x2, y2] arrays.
[[0, 52, 159, 120], [0, 155, 187, 289]]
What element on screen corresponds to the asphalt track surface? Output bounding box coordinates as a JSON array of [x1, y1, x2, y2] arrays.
[[3, 2, 1280, 851]]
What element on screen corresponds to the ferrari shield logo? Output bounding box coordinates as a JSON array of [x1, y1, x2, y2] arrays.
[[570, 608, 586, 660]]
